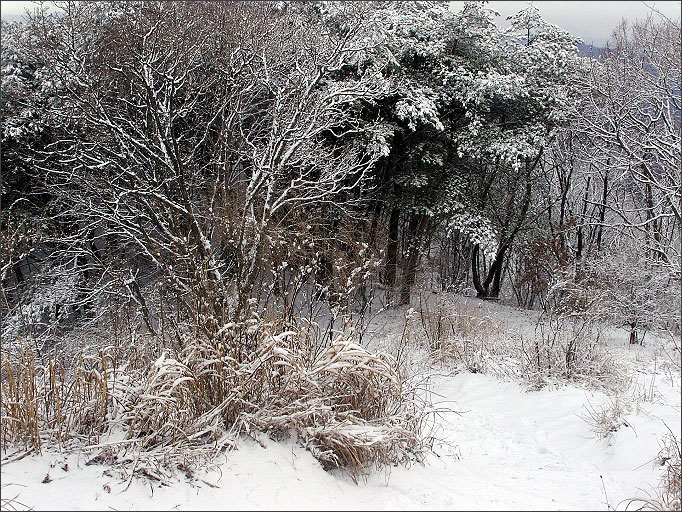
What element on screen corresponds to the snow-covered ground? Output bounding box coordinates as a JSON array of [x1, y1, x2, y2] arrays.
[[2, 296, 680, 511]]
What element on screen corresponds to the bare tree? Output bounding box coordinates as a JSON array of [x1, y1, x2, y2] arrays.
[[19, 2, 389, 337], [576, 14, 681, 268]]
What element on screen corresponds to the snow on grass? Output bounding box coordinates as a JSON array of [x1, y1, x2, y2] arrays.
[[2, 295, 680, 511], [2, 370, 678, 510]]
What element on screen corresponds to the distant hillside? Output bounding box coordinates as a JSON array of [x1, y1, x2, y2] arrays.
[[0, 14, 24, 23], [577, 43, 606, 60]]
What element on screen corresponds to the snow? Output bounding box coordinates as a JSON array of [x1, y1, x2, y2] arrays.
[[2, 297, 679, 511]]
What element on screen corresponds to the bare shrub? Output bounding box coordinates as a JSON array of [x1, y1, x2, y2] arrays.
[[258, 215, 384, 330], [522, 312, 621, 391], [579, 397, 631, 440], [407, 293, 622, 391], [437, 303, 506, 375], [655, 432, 682, 511], [410, 298, 516, 377], [570, 249, 680, 345], [520, 273, 624, 391], [508, 232, 568, 310]]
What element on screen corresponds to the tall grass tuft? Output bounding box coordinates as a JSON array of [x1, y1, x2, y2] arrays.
[[1, 315, 430, 481]]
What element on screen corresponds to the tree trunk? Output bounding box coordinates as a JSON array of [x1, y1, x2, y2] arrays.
[[369, 198, 383, 250], [596, 167, 608, 250], [13, 261, 24, 284], [472, 244, 507, 300], [489, 245, 508, 298], [399, 214, 429, 305], [472, 244, 484, 297], [576, 175, 591, 260], [645, 182, 666, 261], [385, 207, 400, 289], [473, 153, 537, 300]]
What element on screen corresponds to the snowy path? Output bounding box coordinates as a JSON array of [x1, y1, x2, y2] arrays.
[[422, 372, 678, 510], [2, 368, 678, 510]]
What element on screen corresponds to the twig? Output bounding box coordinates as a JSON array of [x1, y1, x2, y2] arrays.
[[600, 474, 614, 510], [1, 449, 34, 467]]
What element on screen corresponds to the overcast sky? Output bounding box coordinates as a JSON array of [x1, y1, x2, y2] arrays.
[[2, 0, 681, 46], [452, 1, 681, 46]]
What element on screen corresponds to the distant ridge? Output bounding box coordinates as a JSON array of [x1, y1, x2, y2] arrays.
[[577, 43, 606, 61], [0, 14, 24, 23]]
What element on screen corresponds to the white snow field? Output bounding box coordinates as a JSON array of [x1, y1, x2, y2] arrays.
[[2, 296, 680, 511]]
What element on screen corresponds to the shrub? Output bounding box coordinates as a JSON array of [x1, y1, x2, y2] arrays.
[[656, 432, 682, 511], [410, 295, 622, 391], [522, 311, 621, 391]]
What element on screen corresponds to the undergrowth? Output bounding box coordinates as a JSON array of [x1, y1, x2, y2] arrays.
[[409, 294, 624, 392], [1, 315, 431, 483]]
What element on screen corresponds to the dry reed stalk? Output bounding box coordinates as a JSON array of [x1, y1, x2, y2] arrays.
[[1, 316, 429, 480]]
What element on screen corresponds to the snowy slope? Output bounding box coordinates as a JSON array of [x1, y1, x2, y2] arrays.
[[2, 297, 680, 511]]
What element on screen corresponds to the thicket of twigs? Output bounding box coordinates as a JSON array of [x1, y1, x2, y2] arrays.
[[404, 290, 624, 392], [1, 0, 679, 494]]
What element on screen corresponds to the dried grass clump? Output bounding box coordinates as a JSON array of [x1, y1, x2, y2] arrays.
[[579, 397, 631, 440], [0, 483, 32, 512], [410, 301, 517, 378], [438, 303, 506, 375], [1, 316, 429, 480], [241, 334, 427, 479], [124, 319, 428, 479], [408, 297, 622, 391], [1, 344, 141, 451], [651, 431, 681, 511]]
